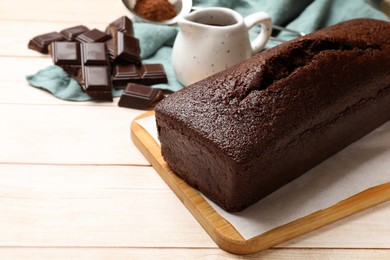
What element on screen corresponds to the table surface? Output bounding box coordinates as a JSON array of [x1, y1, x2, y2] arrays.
[[1, 0, 390, 259]]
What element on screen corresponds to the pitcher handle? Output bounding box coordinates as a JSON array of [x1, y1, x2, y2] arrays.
[[244, 12, 272, 54]]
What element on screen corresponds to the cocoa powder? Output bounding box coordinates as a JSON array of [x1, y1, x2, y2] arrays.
[[134, 0, 177, 22]]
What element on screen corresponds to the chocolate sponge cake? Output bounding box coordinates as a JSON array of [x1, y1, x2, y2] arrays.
[[155, 19, 390, 212]]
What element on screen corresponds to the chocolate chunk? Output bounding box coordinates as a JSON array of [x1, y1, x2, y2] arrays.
[[76, 29, 111, 43], [105, 39, 115, 62], [106, 27, 141, 65], [118, 83, 164, 109], [82, 66, 113, 101], [86, 90, 113, 101], [105, 27, 118, 63], [28, 32, 66, 54], [112, 64, 140, 88], [140, 64, 168, 83], [116, 31, 141, 64], [80, 42, 112, 101], [83, 66, 111, 91], [50, 41, 82, 77], [112, 64, 168, 88], [51, 41, 81, 65], [81, 43, 109, 65], [106, 16, 134, 36], [60, 25, 89, 41]]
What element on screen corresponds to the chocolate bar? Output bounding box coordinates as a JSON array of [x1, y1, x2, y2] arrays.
[[83, 66, 111, 90], [86, 90, 113, 101], [80, 43, 112, 101], [116, 31, 140, 64], [106, 27, 141, 65], [113, 64, 140, 83], [106, 16, 134, 36], [82, 66, 112, 101], [81, 42, 109, 65], [28, 32, 66, 54], [105, 39, 115, 62], [118, 83, 164, 109], [50, 41, 113, 100], [105, 27, 117, 62], [60, 25, 89, 41], [140, 64, 168, 83], [51, 42, 81, 65], [76, 29, 111, 43], [50, 41, 82, 77], [112, 64, 168, 88]]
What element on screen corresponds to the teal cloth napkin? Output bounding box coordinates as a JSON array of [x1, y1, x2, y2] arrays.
[[26, 0, 388, 101]]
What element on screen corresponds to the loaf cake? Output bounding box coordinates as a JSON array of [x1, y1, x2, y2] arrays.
[[155, 19, 390, 212]]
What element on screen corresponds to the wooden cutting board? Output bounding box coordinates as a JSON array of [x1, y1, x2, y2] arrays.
[[131, 111, 390, 255]]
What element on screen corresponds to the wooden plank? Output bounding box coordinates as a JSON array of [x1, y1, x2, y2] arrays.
[[0, 164, 169, 190], [0, 248, 389, 260], [0, 0, 128, 23], [0, 164, 213, 248], [0, 104, 149, 165], [0, 57, 53, 82], [0, 164, 389, 250], [131, 111, 390, 254], [0, 81, 121, 106]]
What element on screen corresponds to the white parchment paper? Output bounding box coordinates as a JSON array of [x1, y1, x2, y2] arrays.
[[136, 115, 390, 240]]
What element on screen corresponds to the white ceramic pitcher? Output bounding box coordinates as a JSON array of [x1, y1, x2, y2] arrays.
[[172, 7, 272, 86]]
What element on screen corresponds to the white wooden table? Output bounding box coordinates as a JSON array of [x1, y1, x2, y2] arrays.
[[0, 0, 389, 258]]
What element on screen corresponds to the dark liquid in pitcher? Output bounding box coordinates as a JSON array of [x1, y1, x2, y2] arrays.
[[203, 23, 225, 26], [193, 17, 236, 27]]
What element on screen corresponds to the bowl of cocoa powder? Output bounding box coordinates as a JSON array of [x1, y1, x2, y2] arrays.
[[122, 0, 193, 25]]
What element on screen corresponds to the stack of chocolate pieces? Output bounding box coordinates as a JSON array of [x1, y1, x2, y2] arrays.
[[28, 16, 167, 108]]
